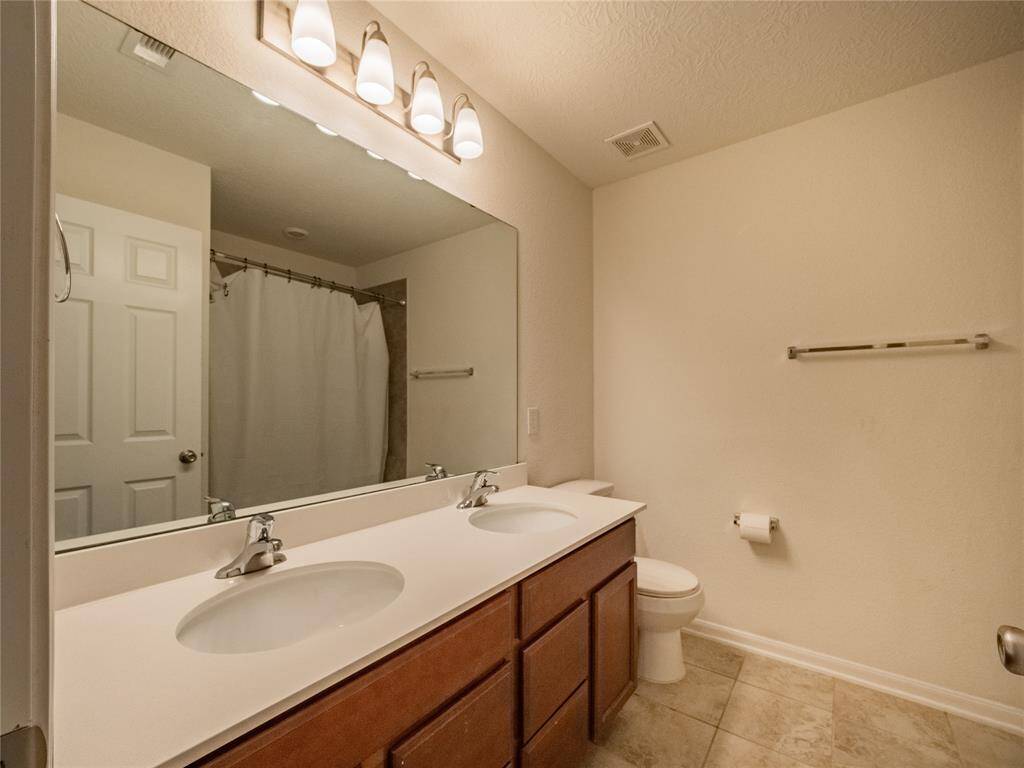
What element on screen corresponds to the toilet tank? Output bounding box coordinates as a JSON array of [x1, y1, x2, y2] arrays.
[[551, 479, 615, 497]]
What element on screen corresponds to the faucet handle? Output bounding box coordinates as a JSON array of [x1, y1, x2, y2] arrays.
[[425, 462, 449, 480], [205, 496, 236, 523], [247, 513, 275, 542], [471, 469, 499, 488]]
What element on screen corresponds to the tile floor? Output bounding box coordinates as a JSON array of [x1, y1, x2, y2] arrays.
[[584, 634, 1024, 768]]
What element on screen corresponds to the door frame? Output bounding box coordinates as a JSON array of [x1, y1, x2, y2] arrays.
[[1, 1, 54, 766]]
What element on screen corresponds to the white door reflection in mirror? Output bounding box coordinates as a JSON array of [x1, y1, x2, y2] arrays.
[[53, 194, 202, 541]]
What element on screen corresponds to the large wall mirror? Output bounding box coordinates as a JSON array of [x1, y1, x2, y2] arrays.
[[53, 1, 518, 551]]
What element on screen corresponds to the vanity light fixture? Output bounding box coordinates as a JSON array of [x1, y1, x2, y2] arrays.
[[315, 122, 338, 136], [251, 90, 280, 107], [409, 62, 444, 135], [366, 150, 384, 160], [261, 4, 477, 163], [450, 94, 484, 159], [290, 0, 337, 68], [355, 21, 395, 106]]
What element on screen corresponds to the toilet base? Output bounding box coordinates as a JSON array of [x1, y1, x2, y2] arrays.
[[639, 628, 686, 684]]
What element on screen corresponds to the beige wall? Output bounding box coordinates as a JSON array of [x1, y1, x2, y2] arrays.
[[89, 0, 594, 488], [594, 53, 1023, 708], [55, 113, 211, 244], [357, 223, 518, 476]]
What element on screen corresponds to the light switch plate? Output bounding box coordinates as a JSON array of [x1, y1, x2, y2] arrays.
[[527, 407, 539, 436]]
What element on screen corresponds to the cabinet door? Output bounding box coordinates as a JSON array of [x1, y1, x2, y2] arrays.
[[590, 562, 637, 742]]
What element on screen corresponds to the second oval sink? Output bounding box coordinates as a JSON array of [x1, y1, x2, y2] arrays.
[[468, 502, 577, 534], [176, 561, 404, 654]]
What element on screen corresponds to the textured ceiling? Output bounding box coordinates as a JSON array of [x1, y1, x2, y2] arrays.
[[374, 1, 1024, 188], [56, 2, 495, 266]]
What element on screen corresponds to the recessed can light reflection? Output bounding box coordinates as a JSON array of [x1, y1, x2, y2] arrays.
[[251, 90, 280, 107], [315, 123, 338, 136], [366, 150, 384, 160], [407, 171, 423, 180]]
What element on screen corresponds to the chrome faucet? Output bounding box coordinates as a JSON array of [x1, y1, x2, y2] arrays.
[[425, 462, 449, 481], [206, 496, 236, 523], [457, 470, 500, 509], [215, 513, 286, 579]]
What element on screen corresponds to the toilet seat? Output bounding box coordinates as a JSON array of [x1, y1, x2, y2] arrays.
[[636, 557, 700, 598]]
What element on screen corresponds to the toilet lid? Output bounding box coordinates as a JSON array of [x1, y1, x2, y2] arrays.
[[635, 557, 700, 597]]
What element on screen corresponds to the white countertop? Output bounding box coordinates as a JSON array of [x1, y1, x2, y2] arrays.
[[54, 486, 643, 768]]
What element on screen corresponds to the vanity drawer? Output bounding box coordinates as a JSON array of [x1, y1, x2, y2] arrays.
[[519, 519, 635, 641], [391, 664, 513, 768], [193, 591, 513, 768], [521, 601, 589, 741], [519, 683, 589, 768]]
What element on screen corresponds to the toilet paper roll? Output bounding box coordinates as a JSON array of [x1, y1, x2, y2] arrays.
[[738, 513, 773, 544]]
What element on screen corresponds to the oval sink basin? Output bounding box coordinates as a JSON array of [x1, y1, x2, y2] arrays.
[[176, 561, 404, 654], [468, 503, 577, 534]]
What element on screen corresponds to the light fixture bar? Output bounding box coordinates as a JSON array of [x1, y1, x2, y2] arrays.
[[258, 0, 461, 164]]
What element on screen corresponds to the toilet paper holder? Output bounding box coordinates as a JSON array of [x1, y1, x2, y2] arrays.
[[733, 514, 779, 532]]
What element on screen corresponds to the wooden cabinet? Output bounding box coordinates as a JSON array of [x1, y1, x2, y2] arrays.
[[519, 520, 635, 640], [590, 562, 638, 741], [391, 665, 514, 768], [191, 519, 636, 768], [521, 601, 589, 741], [519, 683, 590, 768], [193, 592, 513, 768]]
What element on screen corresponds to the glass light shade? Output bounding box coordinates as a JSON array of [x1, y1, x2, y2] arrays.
[[290, 0, 337, 68], [410, 73, 444, 135], [356, 35, 395, 105], [453, 104, 484, 159]]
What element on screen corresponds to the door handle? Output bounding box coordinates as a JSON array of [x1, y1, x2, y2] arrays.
[[179, 449, 199, 465], [997, 625, 1024, 675]]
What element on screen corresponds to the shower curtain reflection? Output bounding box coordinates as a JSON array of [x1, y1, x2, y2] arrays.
[[210, 267, 389, 509]]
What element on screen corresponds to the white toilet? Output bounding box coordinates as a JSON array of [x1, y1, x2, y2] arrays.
[[634, 556, 704, 683], [552, 479, 704, 685]]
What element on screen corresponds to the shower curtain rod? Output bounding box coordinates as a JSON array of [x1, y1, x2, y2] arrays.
[[209, 249, 407, 307]]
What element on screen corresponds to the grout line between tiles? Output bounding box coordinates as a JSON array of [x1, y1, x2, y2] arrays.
[[732, 675, 835, 714], [943, 710, 969, 768]]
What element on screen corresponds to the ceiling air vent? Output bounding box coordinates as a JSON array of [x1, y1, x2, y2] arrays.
[[605, 121, 669, 160], [119, 30, 177, 72]]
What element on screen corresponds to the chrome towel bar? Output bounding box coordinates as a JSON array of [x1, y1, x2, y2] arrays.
[[787, 333, 990, 360], [410, 367, 474, 379]]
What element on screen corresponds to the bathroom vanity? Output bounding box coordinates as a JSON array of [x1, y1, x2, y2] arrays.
[[192, 518, 636, 768], [54, 484, 642, 768]]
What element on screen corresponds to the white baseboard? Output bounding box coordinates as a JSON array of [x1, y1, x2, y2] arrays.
[[685, 619, 1024, 736]]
